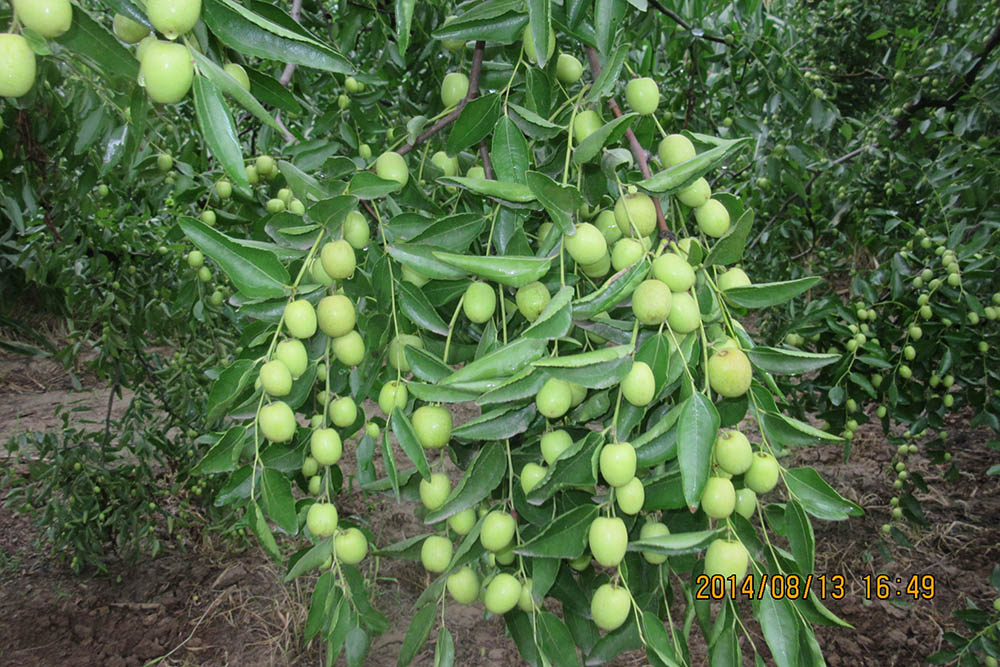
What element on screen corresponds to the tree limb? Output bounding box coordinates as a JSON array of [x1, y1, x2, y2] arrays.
[[397, 42, 486, 157], [646, 0, 728, 46], [279, 0, 304, 87], [479, 140, 494, 179], [586, 47, 670, 238]]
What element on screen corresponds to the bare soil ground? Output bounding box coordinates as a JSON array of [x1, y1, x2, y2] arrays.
[[1, 349, 998, 666]]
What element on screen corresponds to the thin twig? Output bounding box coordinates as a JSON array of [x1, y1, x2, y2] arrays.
[[646, 0, 728, 45], [586, 48, 670, 238], [279, 0, 304, 87], [479, 140, 494, 179], [398, 41, 486, 157]]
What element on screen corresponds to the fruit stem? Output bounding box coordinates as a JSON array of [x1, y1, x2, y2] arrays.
[[442, 294, 465, 364]]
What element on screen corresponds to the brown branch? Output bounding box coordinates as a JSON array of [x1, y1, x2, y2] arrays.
[[279, 0, 304, 87], [646, 0, 728, 45], [478, 140, 494, 179], [397, 41, 486, 157], [586, 48, 669, 239], [893, 22, 1000, 138]]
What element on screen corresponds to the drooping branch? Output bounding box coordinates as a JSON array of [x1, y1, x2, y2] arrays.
[[397, 41, 486, 157], [586, 47, 669, 238], [646, 0, 728, 46], [893, 22, 1000, 138]]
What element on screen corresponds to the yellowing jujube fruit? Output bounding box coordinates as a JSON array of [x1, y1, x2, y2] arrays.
[[447, 567, 480, 604], [284, 299, 317, 339], [332, 331, 365, 366], [707, 348, 752, 397], [520, 463, 547, 494], [573, 110, 602, 143], [419, 473, 452, 511], [317, 295, 356, 338], [700, 477, 736, 519], [480, 510, 516, 552], [440, 72, 469, 108], [745, 452, 780, 494], [274, 339, 308, 379], [614, 192, 657, 238], [13, 0, 72, 38], [146, 0, 201, 40], [704, 538, 749, 584], [378, 380, 407, 415], [224, 63, 250, 90], [588, 516, 628, 567], [651, 252, 695, 292], [632, 280, 673, 325], [622, 361, 655, 406], [536, 377, 572, 419], [310, 429, 343, 466], [0, 34, 36, 98], [320, 239, 356, 280], [715, 430, 752, 475], [565, 222, 608, 266], [659, 134, 696, 167], [516, 281, 551, 322], [484, 573, 521, 615], [556, 53, 583, 84], [695, 199, 731, 238], [676, 177, 711, 208], [334, 527, 368, 564], [616, 476, 645, 515], [420, 535, 453, 573], [600, 442, 637, 487], [718, 267, 751, 291], [259, 360, 292, 397], [463, 282, 496, 323], [375, 151, 409, 189], [113, 14, 150, 44], [591, 583, 631, 631], [412, 405, 453, 450], [639, 521, 670, 564], [139, 41, 194, 104], [541, 430, 573, 464], [625, 77, 659, 115], [306, 502, 338, 537], [667, 292, 701, 334], [259, 401, 297, 442]]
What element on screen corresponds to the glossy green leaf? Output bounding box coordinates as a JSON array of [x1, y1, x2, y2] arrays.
[[573, 113, 638, 164], [747, 347, 840, 375], [437, 176, 536, 204], [515, 504, 596, 558], [386, 242, 468, 281], [179, 217, 290, 298], [304, 572, 333, 641], [537, 611, 581, 667], [397, 281, 449, 336], [434, 628, 455, 667], [395, 0, 416, 56], [431, 1, 528, 44], [249, 500, 280, 560], [349, 172, 401, 199], [492, 115, 531, 184], [391, 411, 432, 481], [759, 588, 800, 667], [525, 171, 584, 236], [190, 50, 279, 132], [785, 467, 864, 521], [56, 6, 138, 79], [677, 393, 720, 510], [206, 359, 255, 422], [398, 603, 436, 667], [283, 537, 333, 582], [410, 213, 485, 252], [638, 139, 750, 195], [723, 277, 823, 308], [194, 426, 247, 475], [703, 209, 754, 268], [193, 77, 250, 189], [573, 260, 650, 319], [261, 468, 297, 533], [523, 286, 574, 339], [447, 93, 502, 153], [425, 443, 506, 522], [585, 44, 627, 104], [628, 528, 720, 556], [442, 337, 548, 385], [526, 0, 552, 67], [761, 413, 842, 446], [452, 404, 536, 441], [785, 499, 815, 575], [433, 251, 551, 287]]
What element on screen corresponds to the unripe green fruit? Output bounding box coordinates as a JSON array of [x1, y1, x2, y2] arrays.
[[667, 292, 701, 333], [344, 76, 363, 93], [652, 253, 695, 292], [556, 53, 584, 84], [412, 405, 453, 449], [448, 508, 476, 536], [580, 253, 611, 278], [317, 295, 356, 338], [421, 535, 453, 573], [600, 442, 637, 487], [332, 330, 365, 366], [876, 405, 887, 418], [588, 516, 628, 567], [569, 554, 591, 570], [441, 72, 469, 108], [541, 430, 573, 464], [224, 63, 250, 90], [704, 539, 749, 583], [114, 14, 150, 44], [146, 0, 201, 40], [140, 42, 194, 103], [447, 567, 480, 604], [591, 583, 631, 631], [594, 209, 623, 245], [536, 378, 572, 419], [701, 476, 736, 518], [484, 574, 521, 615], [516, 281, 551, 322], [745, 452, 780, 494], [284, 300, 317, 339], [335, 527, 368, 564], [302, 456, 319, 478], [431, 150, 459, 177], [677, 177, 711, 208], [639, 521, 670, 564], [275, 339, 307, 379], [611, 238, 645, 271], [260, 401, 297, 442], [465, 165, 485, 179], [378, 381, 407, 415], [522, 25, 555, 63], [419, 473, 451, 511], [622, 361, 655, 406], [259, 360, 292, 397], [266, 198, 286, 214], [201, 210, 216, 226], [375, 151, 409, 189], [310, 429, 342, 466], [614, 193, 657, 238], [695, 199, 731, 237], [13, 0, 73, 38], [343, 211, 370, 249], [330, 397, 357, 427], [616, 476, 645, 514], [480, 510, 516, 552], [359, 143, 372, 160], [306, 502, 338, 537], [463, 282, 496, 323], [337, 94, 350, 109], [216, 179, 232, 199], [277, 188, 292, 204], [718, 267, 751, 291], [197, 266, 211, 282], [707, 348, 752, 397], [520, 463, 547, 494], [565, 223, 608, 265], [187, 250, 205, 268], [388, 334, 422, 372], [734, 488, 757, 519], [573, 110, 602, 143], [659, 134, 696, 167], [715, 430, 752, 475], [632, 280, 673, 325], [625, 77, 659, 115], [320, 240, 356, 279]]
